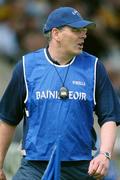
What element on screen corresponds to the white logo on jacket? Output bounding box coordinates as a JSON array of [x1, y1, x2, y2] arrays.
[[72, 80, 86, 86], [36, 90, 86, 100]]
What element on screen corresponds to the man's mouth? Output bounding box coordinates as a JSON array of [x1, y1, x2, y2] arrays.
[[78, 42, 84, 48]]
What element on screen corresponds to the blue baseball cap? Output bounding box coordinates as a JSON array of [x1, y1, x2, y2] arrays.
[[43, 7, 95, 33]]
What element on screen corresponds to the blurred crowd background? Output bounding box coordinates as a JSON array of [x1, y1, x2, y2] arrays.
[[0, 0, 120, 179], [0, 0, 120, 63]]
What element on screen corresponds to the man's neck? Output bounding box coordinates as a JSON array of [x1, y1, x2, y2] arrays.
[[48, 46, 74, 65]]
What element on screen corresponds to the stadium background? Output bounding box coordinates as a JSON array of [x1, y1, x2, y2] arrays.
[[0, 0, 120, 179]]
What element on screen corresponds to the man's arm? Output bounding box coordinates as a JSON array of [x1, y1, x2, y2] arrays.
[[0, 120, 16, 180], [88, 121, 117, 179], [100, 121, 116, 156], [0, 60, 25, 180], [90, 60, 120, 179]]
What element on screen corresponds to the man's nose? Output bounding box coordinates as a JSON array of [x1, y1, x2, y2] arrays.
[[79, 32, 87, 39]]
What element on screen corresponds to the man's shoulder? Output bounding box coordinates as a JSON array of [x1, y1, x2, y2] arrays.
[[80, 51, 98, 59], [23, 48, 44, 59], [14, 60, 23, 75], [76, 51, 98, 64]]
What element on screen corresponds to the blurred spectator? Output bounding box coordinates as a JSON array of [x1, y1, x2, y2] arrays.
[[20, 30, 47, 53], [26, 0, 51, 21], [0, 21, 20, 63], [104, 58, 120, 101], [0, 0, 4, 5]]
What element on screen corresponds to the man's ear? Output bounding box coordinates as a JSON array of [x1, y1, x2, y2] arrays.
[[51, 28, 61, 42]]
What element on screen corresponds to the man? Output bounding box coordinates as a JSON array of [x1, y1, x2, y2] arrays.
[[0, 7, 120, 180]]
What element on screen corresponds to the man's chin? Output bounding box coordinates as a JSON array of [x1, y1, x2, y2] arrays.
[[75, 49, 83, 55]]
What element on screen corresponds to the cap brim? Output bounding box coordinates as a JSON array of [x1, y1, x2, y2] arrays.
[[68, 20, 96, 29], [43, 20, 96, 33]]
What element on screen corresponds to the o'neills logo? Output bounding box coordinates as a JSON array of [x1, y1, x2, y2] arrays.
[[36, 90, 86, 100]]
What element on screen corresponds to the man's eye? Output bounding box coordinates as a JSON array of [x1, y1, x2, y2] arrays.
[[72, 28, 79, 32], [72, 28, 87, 33]]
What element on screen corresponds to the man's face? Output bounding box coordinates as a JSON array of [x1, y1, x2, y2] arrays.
[[57, 26, 88, 56]]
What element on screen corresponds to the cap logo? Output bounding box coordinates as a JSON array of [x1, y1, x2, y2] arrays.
[[72, 10, 80, 17]]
